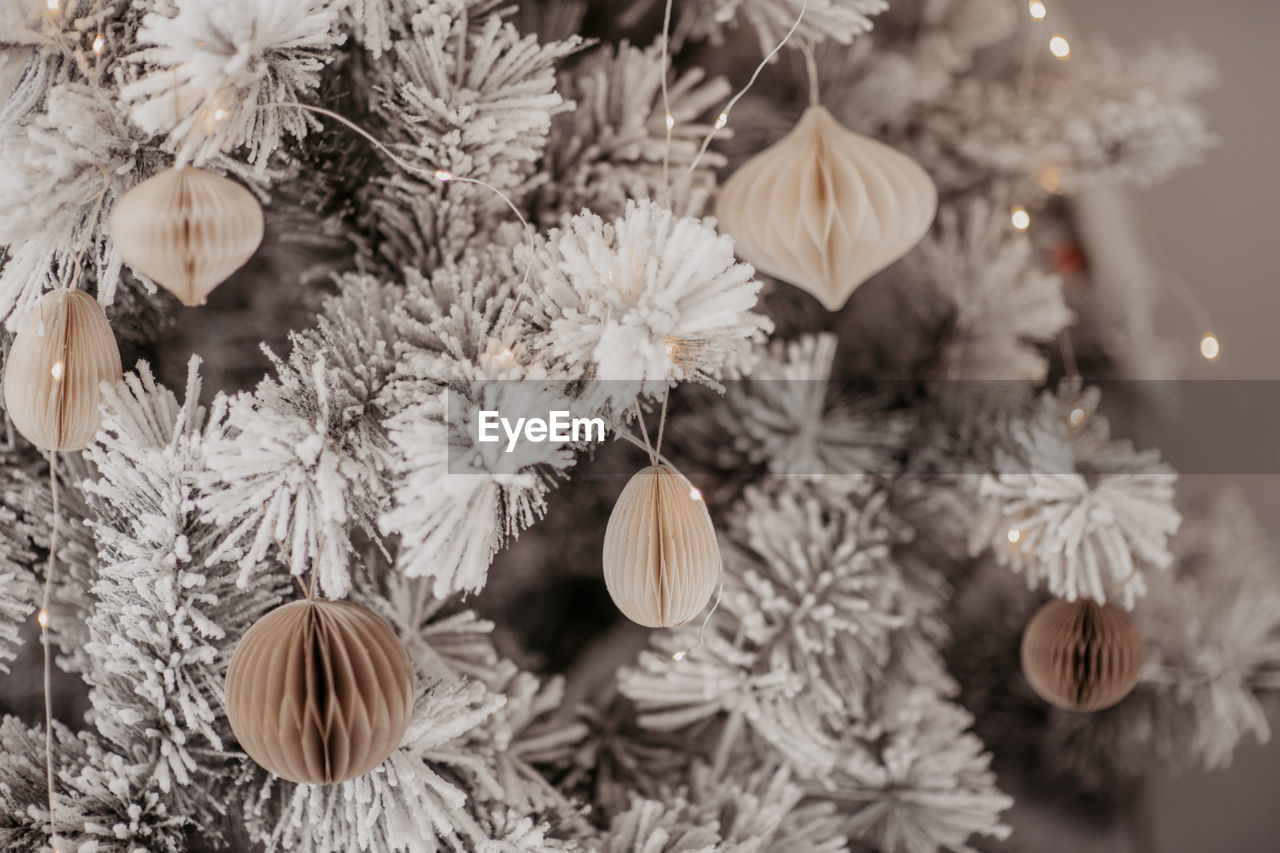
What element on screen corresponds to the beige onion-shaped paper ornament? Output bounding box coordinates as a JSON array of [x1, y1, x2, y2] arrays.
[[603, 464, 720, 628], [108, 165, 264, 306], [716, 105, 938, 311], [225, 599, 415, 785], [1020, 597, 1143, 712], [3, 290, 122, 451]]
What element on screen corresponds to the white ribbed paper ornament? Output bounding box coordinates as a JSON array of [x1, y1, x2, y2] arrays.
[[603, 464, 719, 628], [3, 290, 121, 451], [716, 105, 938, 311], [108, 165, 263, 306]]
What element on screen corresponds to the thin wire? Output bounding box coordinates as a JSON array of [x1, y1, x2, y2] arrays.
[[270, 102, 536, 333], [614, 429, 676, 469], [687, 0, 810, 174], [1058, 328, 1080, 379], [659, 0, 676, 205], [41, 452, 61, 847]]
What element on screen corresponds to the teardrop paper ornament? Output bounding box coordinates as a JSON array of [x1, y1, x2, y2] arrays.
[[716, 105, 938, 311], [108, 165, 263, 306], [1020, 598, 1143, 712], [225, 599, 415, 785], [3, 290, 122, 451], [603, 464, 719, 628]]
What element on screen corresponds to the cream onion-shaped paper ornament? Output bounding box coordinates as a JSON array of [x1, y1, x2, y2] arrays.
[[3, 289, 122, 452], [224, 599, 415, 785], [108, 165, 264, 306], [602, 464, 720, 628], [716, 105, 938, 311], [1020, 597, 1144, 712]]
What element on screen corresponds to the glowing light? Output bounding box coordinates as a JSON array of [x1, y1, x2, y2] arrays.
[[1010, 205, 1031, 231], [92, 33, 105, 54], [1200, 332, 1220, 361], [1040, 165, 1062, 194], [1007, 529, 1022, 545], [50, 361, 64, 382], [37, 609, 49, 629], [714, 113, 728, 130], [45, 0, 59, 10], [1068, 407, 1085, 426], [665, 113, 675, 130], [1049, 34, 1071, 60], [433, 169, 453, 183], [672, 650, 687, 661], [689, 487, 703, 502], [1028, 1, 1047, 20], [212, 108, 229, 122]]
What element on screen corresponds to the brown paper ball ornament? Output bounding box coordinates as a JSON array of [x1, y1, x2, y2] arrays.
[[225, 599, 415, 785], [3, 289, 122, 451], [715, 105, 937, 311], [1020, 597, 1143, 712], [603, 464, 720, 628], [108, 165, 264, 306]]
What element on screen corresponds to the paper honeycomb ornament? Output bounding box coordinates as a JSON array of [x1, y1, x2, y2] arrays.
[[715, 104, 937, 311], [603, 464, 720, 628], [108, 165, 264, 306], [3, 289, 122, 452], [225, 599, 415, 785], [1020, 597, 1143, 712]]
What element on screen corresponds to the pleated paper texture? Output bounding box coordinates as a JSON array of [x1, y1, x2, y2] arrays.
[[603, 464, 720, 628], [716, 105, 938, 311], [109, 165, 264, 306], [2, 289, 122, 451], [225, 599, 415, 785], [1020, 598, 1143, 712]]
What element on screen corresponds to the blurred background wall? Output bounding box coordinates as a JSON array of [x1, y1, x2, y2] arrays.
[[1069, 1, 1280, 850]]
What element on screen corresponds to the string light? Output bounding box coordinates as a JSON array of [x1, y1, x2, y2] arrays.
[[37, 608, 50, 629], [1010, 205, 1031, 231], [92, 33, 105, 55], [671, 650, 687, 661], [1007, 528, 1023, 544], [49, 361, 64, 382], [1049, 34, 1071, 60], [689, 486, 703, 501], [1200, 332, 1220, 361], [1068, 407, 1085, 426], [45, 0, 59, 10], [665, 113, 675, 130], [714, 113, 728, 130], [1028, 1, 1047, 21], [212, 108, 229, 122], [433, 169, 453, 183]]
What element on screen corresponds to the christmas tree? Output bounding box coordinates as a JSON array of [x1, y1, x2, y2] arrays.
[[0, 1, 1275, 851]]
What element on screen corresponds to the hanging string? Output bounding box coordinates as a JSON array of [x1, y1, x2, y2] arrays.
[[687, 0, 810, 175], [1058, 328, 1080, 379], [653, 387, 671, 459], [799, 39, 821, 107], [633, 402, 658, 465], [39, 452, 61, 849]]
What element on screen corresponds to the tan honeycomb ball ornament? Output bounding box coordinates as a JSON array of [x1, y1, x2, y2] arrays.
[[108, 165, 264, 306], [715, 105, 937, 311], [1020, 597, 1143, 712], [225, 599, 415, 785], [3, 289, 122, 451], [602, 464, 720, 628]]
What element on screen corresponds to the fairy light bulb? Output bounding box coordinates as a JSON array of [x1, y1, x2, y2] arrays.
[[37, 609, 50, 629], [714, 113, 728, 130], [433, 169, 453, 183], [665, 113, 675, 130], [92, 33, 105, 55], [50, 361, 64, 382], [1007, 528, 1023, 545], [1028, 1, 1047, 21], [1010, 205, 1031, 231], [1068, 407, 1085, 426], [689, 486, 703, 502], [45, 0, 59, 10], [672, 650, 687, 661], [212, 108, 229, 122], [1200, 332, 1220, 361], [1049, 34, 1071, 60]]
